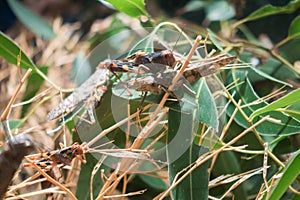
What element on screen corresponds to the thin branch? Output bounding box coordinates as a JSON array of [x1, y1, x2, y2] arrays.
[[24, 157, 77, 200], [156, 115, 270, 200]]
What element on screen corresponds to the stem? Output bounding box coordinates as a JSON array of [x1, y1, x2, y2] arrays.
[[156, 116, 270, 200], [24, 157, 77, 200], [35, 67, 74, 92], [131, 35, 202, 148], [87, 104, 152, 147], [214, 75, 285, 168]]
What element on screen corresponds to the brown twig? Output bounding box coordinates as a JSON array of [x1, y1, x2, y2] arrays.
[[93, 36, 202, 199], [131, 35, 202, 148], [0, 68, 32, 121], [87, 104, 152, 147], [24, 157, 77, 200], [209, 100, 242, 173], [103, 189, 147, 199], [214, 74, 285, 168], [0, 69, 32, 137]]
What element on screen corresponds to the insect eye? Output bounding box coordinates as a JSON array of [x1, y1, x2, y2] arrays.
[[74, 147, 83, 155]]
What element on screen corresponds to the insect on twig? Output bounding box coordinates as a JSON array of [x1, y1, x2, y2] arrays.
[[98, 50, 177, 74], [127, 55, 237, 94], [24, 142, 88, 170], [47, 49, 178, 123], [46, 68, 109, 122]]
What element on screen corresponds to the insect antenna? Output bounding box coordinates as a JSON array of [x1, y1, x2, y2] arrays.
[[171, 28, 184, 53], [89, 140, 115, 150]]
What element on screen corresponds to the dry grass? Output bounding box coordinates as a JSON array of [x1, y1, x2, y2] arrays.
[[0, 17, 279, 200]]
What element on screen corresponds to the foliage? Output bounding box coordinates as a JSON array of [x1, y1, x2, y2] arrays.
[[1, 0, 300, 199]]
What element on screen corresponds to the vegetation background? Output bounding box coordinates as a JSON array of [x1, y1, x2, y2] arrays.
[[0, 0, 300, 199]]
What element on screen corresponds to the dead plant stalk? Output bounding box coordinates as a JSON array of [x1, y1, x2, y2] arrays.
[[131, 35, 202, 148], [156, 115, 271, 200]]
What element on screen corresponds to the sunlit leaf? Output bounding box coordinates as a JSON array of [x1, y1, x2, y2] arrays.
[[103, 0, 148, 18], [266, 149, 300, 200], [183, 1, 206, 12], [288, 15, 300, 39], [0, 32, 36, 70], [280, 102, 300, 121], [193, 79, 218, 131], [244, 0, 300, 22], [212, 151, 247, 199], [0, 120, 23, 131], [206, 1, 235, 21], [226, 70, 300, 135], [138, 174, 167, 190], [7, 0, 56, 39], [21, 66, 48, 117], [168, 105, 209, 199], [249, 88, 300, 121]]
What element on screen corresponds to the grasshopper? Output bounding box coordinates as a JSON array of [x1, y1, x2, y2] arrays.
[[24, 142, 87, 170]]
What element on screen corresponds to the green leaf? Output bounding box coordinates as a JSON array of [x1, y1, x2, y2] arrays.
[[206, 1, 235, 21], [127, 33, 155, 55], [183, 1, 207, 12], [250, 88, 300, 121], [0, 32, 50, 87], [249, 65, 292, 87], [244, 0, 300, 22], [267, 149, 300, 200], [212, 151, 247, 199], [104, 0, 148, 18], [246, 57, 297, 84], [226, 70, 300, 135], [280, 103, 300, 121], [114, 68, 218, 131], [21, 66, 48, 117], [138, 174, 167, 190], [0, 32, 36, 70], [76, 154, 105, 200], [0, 120, 23, 131], [7, 0, 56, 39], [72, 119, 108, 200], [167, 101, 209, 199], [288, 15, 300, 39], [193, 79, 218, 131], [208, 29, 224, 51]]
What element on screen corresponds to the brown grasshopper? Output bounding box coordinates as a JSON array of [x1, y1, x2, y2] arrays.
[[46, 68, 109, 121], [127, 56, 237, 94], [24, 142, 87, 170], [47, 50, 177, 121]]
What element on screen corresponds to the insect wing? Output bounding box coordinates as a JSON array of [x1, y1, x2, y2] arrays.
[[48, 146, 74, 165], [47, 68, 109, 120], [126, 56, 237, 93]]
